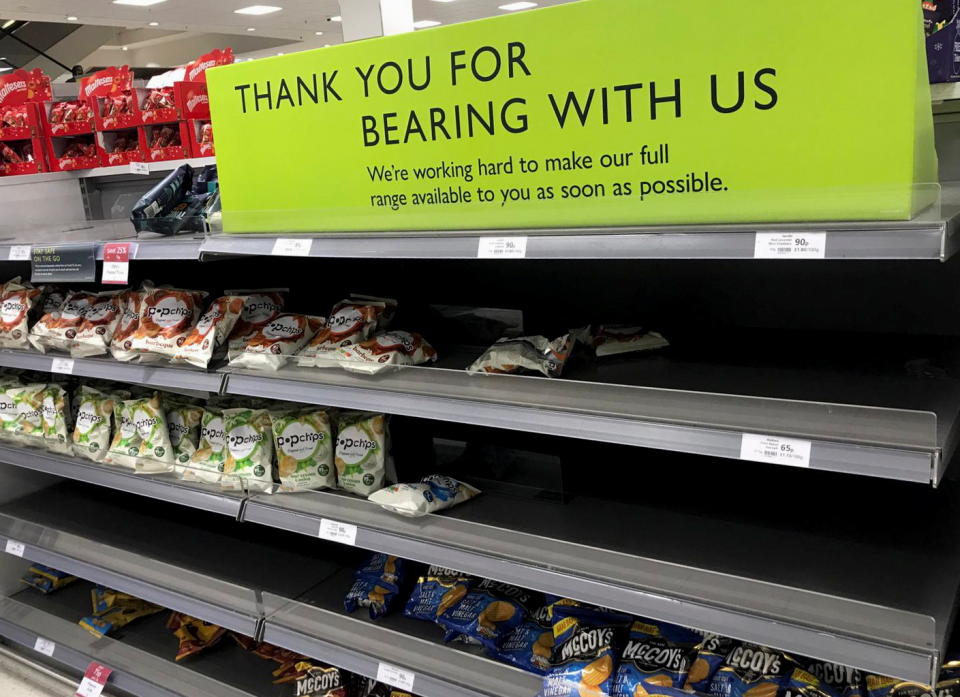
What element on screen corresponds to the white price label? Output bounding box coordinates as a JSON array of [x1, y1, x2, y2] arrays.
[[754, 232, 826, 259], [4, 539, 24, 557], [51, 358, 75, 375], [33, 637, 55, 656], [7, 245, 31, 261], [477, 236, 527, 259], [271, 238, 313, 256], [101, 261, 128, 284], [377, 663, 415, 692], [740, 434, 812, 468], [318, 518, 357, 545], [129, 161, 150, 175], [76, 677, 105, 697]]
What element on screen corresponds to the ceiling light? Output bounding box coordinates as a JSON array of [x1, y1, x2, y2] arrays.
[[66, 15, 78, 21], [432, 0, 457, 2], [113, 0, 167, 6], [246, 26, 256, 31], [234, 5, 282, 15], [122, 45, 129, 51], [413, 19, 440, 28], [148, 21, 159, 26], [276, 52, 284, 55], [0, 67, 11, 73], [314, 30, 323, 35], [498, 1, 537, 9], [1, 20, 14, 29], [330, 15, 341, 21]]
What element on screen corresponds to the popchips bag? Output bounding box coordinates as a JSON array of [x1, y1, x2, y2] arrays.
[[72, 386, 119, 461], [225, 290, 286, 359], [271, 408, 335, 492], [335, 412, 393, 496], [228, 313, 324, 371], [0, 279, 40, 350], [130, 393, 175, 474], [173, 295, 246, 368], [222, 407, 274, 492], [41, 383, 72, 454], [167, 401, 203, 475], [72, 290, 125, 357], [187, 407, 227, 484], [28, 290, 95, 353], [129, 287, 207, 360]]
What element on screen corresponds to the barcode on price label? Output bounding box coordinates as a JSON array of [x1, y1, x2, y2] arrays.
[[4, 540, 24, 556], [477, 236, 527, 258], [271, 238, 313, 256], [318, 518, 357, 545], [34, 637, 55, 656], [8, 246, 31, 261], [377, 663, 415, 691], [739, 433, 812, 468], [51, 358, 75, 375], [753, 232, 826, 259]]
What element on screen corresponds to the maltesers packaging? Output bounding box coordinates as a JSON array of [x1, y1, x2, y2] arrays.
[[0, 138, 46, 176], [82, 66, 140, 131], [144, 121, 190, 162], [139, 87, 178, 125], [41, 99, 95, 137], [187, 119, 214, 157], [45, 134, 99, 172], [97, 128, 145, 167], [0, 69, 51, 141]]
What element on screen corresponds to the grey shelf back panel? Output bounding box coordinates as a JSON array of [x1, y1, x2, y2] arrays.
[[0, 350, 224, 396], [224, 358, 952, 484], [0, 444, 244, 518], [262, 568, 542, 697], [243, 482, 955, 686], [0, 596, 256, 697]]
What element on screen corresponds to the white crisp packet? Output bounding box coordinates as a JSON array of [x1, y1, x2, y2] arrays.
[[367, 475, 480, 517]]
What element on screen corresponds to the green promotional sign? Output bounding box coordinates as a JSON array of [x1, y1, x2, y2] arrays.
[[207, 0, 937, 233]]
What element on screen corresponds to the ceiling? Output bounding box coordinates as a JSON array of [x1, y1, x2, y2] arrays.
[[0, 0, 578, 67]]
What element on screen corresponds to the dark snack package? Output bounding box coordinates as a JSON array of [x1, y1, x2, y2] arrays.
[[708, 642, 788, 697], [612, 619, 702, 695], [437, 578, 541, 650], [685, 634, 736, 692], [21, 563, 76, 594], [131, 164, 192, 223], [403, 566, 473, 622], [543, 605, 631, 697], [286, 662, 349, 696], [781, 667, 843, 697], [166, 612, 226, 661], [796, 658, 864, 697], [343, 553, 407, 620]]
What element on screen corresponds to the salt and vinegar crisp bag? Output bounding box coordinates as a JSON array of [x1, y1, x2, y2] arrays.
[[225, 290, 286, 359], [707, 642, 789, 697], [335, 412, 394, 497], [685, 634, 735, 692], [28, 290, 96, 354], [612, 619, 702, 695], [41, 383, 72, 454], [130, 393, 175, 474], [0, 280, 40, 350], [403, 567, 473, 623], [437, 578, 540, 650], [222, 407, 274, 492], [72, 386, 119, 461], [491, 603, 557, 675], [228, 314, 324, 372], [271, 408, 335, 492], [299, 296, 396, 367], [110, 290, 147, 362], [173, 295, 246, 368], [187, 407, 227, 484], [166, 401, 203, 475], [72, 290, 126, 357], [543, 606, 631, 697], [129, 287, 207, 360]]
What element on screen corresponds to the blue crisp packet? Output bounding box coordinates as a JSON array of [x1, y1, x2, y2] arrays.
[[612, 619, 701, 695], [403, 566, 473, 622], [21, 564, 76, 594], [343, 553, 406, 620], [796, 658, 863, 697], [437, 578, 540, 650], [355, 553, 405, 584], [781, 667, 845, 697], [708, 642, 789, 697], [542, 605, 631, 697], [491, 604, 555, 675], [685, 633, 735, 692]]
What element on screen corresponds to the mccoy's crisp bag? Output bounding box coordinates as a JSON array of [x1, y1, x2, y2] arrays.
[[41, 383, 72, 454], [167, 612, 227, 662], [72, 386, 120, 461], [368, 475, 479, 517], [437, 578, 540, 650], [333, 330, 437, 375], [612, 619, 702, 695], [167, 401, 202, 474], [543, 606, 631, 697], [404, 566, 473, 622], [492, 603, 557, 675], [229, 313, 324, 371], [129, 287, 208, 360], [187, 407, 227, 483], [0, 279, 40, 350], [225, 289, 286, 358], [781, 667, 843, 697], [110, 290, 148, 362], [708, 642, 789, 697], [173, 295, 246, 368], [72, 290, 126, 357], [21, 563, 76, 594], [28, 290, 96, 353], [130, 393, 175, 474], [222, 407, 274, 492], [271, 408, 335, 491], [335, 412, 393, 497], [797, 658, 864, 697], [685, 634, 735, 691], [299, 296, 397, 367], [343, 554, 407, 620]]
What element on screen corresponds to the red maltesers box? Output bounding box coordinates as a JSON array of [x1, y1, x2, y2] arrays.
[[0, 69, 52, 141], [46, 134, 99, 172], [139, 86, 178, 125], [144, 121, 189, 162], [175, 82, 210, 120], [82, 66, 142, 131], [187, 119, 214, 157], [42, 99, 95, 137], [0, 137, 46, 176], [98, 127, 146, 167]]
